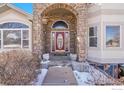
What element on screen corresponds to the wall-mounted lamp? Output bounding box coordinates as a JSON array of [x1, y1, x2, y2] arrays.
[[77, 36, 80, 42], [43, 31, 47, 35]]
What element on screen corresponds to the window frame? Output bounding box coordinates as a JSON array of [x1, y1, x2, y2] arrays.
[[88, 26, 98, 48], [0, 22, 29, 29], [22, 30, 29, 48], [3, 29, 21, 48], [0, 30, 2, 49], [105, 25, 121, 48], [0, 28, 29, 49], [51, 20, 69, 30]]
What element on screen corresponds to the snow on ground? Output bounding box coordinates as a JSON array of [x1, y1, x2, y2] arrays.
[[40, 60, 50, 64], [31, 60, 49, 85], [33, 69, 48, 85], [31, 61, 119, 85], [73, 70, 93, 85], [73, 62, 118, 85]]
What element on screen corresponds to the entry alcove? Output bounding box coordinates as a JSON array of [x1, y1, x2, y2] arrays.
[[42, 8, 77, 54]]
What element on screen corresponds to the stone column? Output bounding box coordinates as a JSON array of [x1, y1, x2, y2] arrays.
[[32, 4, 44, 58], [76, 5, 87, 62]]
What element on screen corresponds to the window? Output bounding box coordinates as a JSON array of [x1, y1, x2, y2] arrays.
[[51, 32, 55, 51], [22, 30, 29, 48], [0, 30, 1, 48], [0, 22, 29, 28], [65, 32, 69, 51], [3, 30, 21, 48], [89, 26, 97, 47], [0, 22, 29, 49], [52, 21, 68, 29], [106, 26, 120, 47]]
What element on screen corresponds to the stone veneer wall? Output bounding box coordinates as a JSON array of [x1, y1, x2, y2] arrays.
[[76, 4, 88, 62], [43, 12, 76, 53], [33, 3, 88, 61]]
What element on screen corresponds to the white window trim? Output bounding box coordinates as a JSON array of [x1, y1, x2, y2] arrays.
[[0, 28, 30, 49], [22, 30, 29, 48], [88, 26, 98, 48], [1, 29, 3, 49], [21, 29, 23, 48], [104, 25, 121, 49], [0, 30, 2, 49]]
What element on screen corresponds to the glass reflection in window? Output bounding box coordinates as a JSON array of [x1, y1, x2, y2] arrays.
[[106, 26, 120, 47], [3, 30, 21, 48], [0, 22, 29, 28], [52, 21, 68, 29], [89, 26, 97, 47]]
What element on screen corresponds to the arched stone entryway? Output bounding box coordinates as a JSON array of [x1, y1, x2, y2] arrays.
[[42, 7, 77, 54], [33, 3, 88, 62]]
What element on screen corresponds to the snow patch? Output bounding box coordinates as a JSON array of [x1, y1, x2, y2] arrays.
[[41, 60, 50, 64], [33, 69, 48, 85], [53, 66, 63, 68], [73, 70, 93, 85], [73, 62, 117, 85]]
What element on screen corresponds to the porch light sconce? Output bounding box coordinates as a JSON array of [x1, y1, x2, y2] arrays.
[[44, 31, 47, 34], [77, 36, 80, 42], [42, 17, 48, 24]]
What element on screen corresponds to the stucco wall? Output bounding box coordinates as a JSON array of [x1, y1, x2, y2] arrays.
[[0, 9, 32, 52], [88, 4, 124, 64], [87, 4, 102, 61], [101, 4, 124, 63], [101, 16, 124, 60]]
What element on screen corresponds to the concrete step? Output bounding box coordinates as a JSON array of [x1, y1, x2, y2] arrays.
[[50, 55, 70, 61]]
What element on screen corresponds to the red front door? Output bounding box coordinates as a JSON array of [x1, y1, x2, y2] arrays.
[[56, 32, 64, 51], [51, 31, 69, 53]]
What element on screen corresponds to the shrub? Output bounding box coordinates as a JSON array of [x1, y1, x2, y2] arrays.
[[119, 67, 124, 77], [0, 50, 40, 85]]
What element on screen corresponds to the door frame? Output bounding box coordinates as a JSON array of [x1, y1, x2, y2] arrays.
[[50, 31, 70, 53]]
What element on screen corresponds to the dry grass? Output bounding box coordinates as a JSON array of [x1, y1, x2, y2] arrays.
[[0, 50, 40, 85]]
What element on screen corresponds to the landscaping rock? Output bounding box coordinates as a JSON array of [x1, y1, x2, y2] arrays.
[[73, 62, 122, 85], [43, 53, 50, 61], [70, 54, 77, 61], [72, 61, 89, 72]]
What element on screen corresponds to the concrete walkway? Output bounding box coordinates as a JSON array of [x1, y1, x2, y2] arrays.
[[42, 66, 77, 85]]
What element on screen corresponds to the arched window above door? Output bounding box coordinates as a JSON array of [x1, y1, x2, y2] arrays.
[[0, 22, 29, 28], [52, 21, 68, 29]]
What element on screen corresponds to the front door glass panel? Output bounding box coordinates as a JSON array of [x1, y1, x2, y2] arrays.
[[52, 32, 55, 51], [56, 32, 64, 50]]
